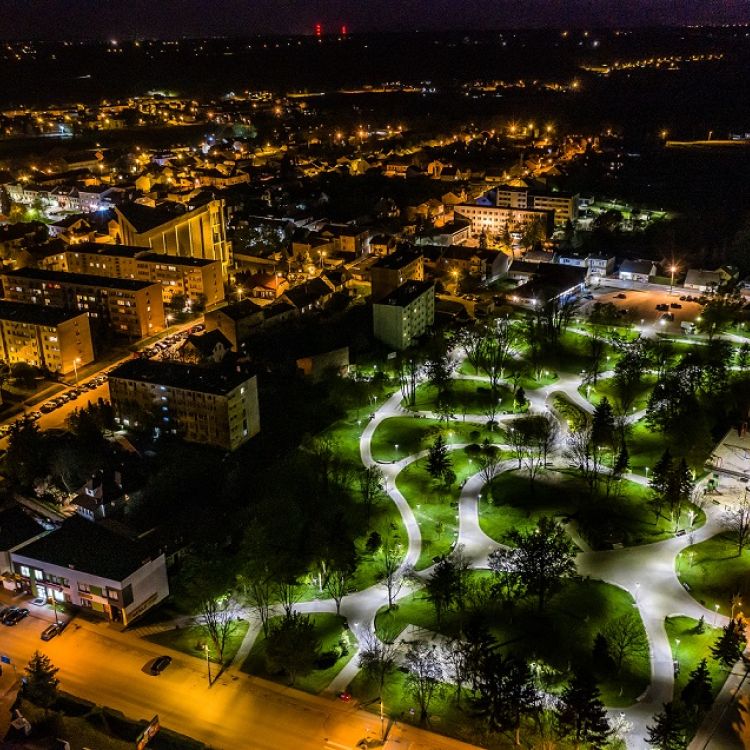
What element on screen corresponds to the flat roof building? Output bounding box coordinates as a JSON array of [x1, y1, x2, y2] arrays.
[[1, 267, 165, 340], [0, 300, 94, 375], [109, 358, 260, 451], [11, 516, 169, 626], [373, 280, 435, 351], [370, 246, 424, 302]]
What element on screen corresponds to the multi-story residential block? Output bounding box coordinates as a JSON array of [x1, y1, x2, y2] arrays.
[[11, 516, 169, 626], [1, 267, 165, 339], [113, 196, 230, 270], [373, 280, 435, 351], [369, 246, 424, 302], [109, 359, 261, 451], [494, 185, 579, 225], [0, 300, 94, 374], [204, 299, 297, 349], [40, 242, 225, 308], [454, 203, 554, 239]]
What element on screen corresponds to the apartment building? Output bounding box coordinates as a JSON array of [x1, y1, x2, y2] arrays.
[[41, 242, 225, 308], [1, 268, 165, 340], [0, 300, 94, 374], [373, 280, 435, 351], [494, 185, 579, 225], [109, 359, 261, 451], [11, 516, 168, 626], [454, 203, 554, 238], [113, 196, 230, 270], [370, 246, 425, 302]]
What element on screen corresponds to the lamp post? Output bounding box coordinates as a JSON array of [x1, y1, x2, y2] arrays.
[[635, 582, 640, 604], [203, 643, 212, 686], [72, 356, 81, 386], [714, 603, 720, 625], [669, 265, 677, 295]]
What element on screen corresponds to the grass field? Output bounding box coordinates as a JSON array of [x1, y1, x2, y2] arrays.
[[374, 575, 649, 707], [242, 613, 356, 694], [145, 621, 249, 666], [677, 534, 750, 617]]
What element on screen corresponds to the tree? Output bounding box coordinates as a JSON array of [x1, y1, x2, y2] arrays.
[[398, 355, 421, 408], [696, 294, 740, 340], [488, 547, 526, 606], [649, 449, 674, 522], [381, 535, 406, 609], [478, 443, 502, 488], [585, 334, 607, 385], [358, 465, 384, 525], [404, 640, 443, 724], [426, 434, 452, 483], [425, 556, 459, 626], [265, 612, 320, 686], [646, 702, 687, 750], [557, 671, 612, 749], [24, 651, 59, 712], [359, 632, 398, 694], [5, 420, 50, 489], [724, 491, 750, 556], [481, 318, 516, 396], [504, 516, 576, 612], [325, 565, 353, 616], [681, 658, 712, 716], [603, 612, 649, 673], [711, 618, 746, 670], [424, 349, 455, 403], [476, 651, 537, 745], [456, 324, 488, 375]]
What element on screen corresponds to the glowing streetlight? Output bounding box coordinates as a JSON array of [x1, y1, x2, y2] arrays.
[[669, 264, 677, 295], [714, 603, 720, 625], [73, 356, 81, 386], [203, 643, 212, 685]]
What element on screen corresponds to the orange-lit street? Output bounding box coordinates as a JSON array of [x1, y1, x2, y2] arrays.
[[0, 605, 478, 750]]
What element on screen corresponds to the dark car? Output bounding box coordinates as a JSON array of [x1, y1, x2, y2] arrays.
[[3, 607, 29, 625], [616, 293, 627, 299], [41, 622, 65, 641], [150, 655, 172, 675], [670, 303, 682, 309]]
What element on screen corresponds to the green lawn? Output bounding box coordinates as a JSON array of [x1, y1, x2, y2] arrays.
[[581, 374, 656, 413], [481, 470, 703, 549], [375, 575, 649, 707], [677, 534, 750, 617], [407, 378, 513, 414], [665, 616, 725, 704], [627, 419, 713, 478], [520, 330, 619, 376], [145, 620, 249, 666], [241, 613, 356, 694], [370, 416, 500, 463]]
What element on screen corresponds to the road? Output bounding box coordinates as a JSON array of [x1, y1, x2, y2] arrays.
[[0, 602, 480, 750]]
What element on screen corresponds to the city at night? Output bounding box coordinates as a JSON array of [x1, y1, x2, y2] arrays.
[[1, 2, 750, 749]]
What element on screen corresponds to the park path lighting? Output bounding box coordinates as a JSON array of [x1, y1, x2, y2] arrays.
[[669, 265, 677, 295], [202, 643, 212, 686], [635, 582, 640, 603], [714, 603, 720, 625], [732, 595, 743, 619], [675, 638, 681, 661]]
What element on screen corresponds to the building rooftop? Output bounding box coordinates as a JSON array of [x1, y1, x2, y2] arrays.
[[0, 505, 44, 554], [371, 245, 422, 271], [14, 515, 155, 582], [116, 202, 188, 234], [0, 299, 87, 326], [71, 242, 217, 267], [376, 280, 434, 307], [109, 358, 254, 396], [1, 267, 159, 292], [215, 298, 264, 321]]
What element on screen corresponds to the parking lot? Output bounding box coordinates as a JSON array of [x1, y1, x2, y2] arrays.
[[583, 286, 704, 335]]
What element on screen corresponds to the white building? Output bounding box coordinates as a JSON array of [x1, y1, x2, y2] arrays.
[[12, 516, 169, 626], [373, 280, 435, 351]]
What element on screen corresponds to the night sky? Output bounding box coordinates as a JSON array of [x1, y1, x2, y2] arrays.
[[2, 0, 750, 39]]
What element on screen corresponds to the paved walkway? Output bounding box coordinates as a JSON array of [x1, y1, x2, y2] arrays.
[[194, 357, 736, 748]]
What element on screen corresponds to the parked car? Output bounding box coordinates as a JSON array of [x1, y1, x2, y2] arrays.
[[41, 622, 65, 641], [40, 403, 55, 414], [616, 293, 627, 299], [670, 303, 682, 309], [149, 655, 172, 675], [2, 607, 29, 625]]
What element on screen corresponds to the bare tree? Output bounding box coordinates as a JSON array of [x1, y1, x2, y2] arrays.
[[725, 492, 750, 556], [238, 571, 273, 637], [404, 640, 444, 724], [381, 538, 406, 609], [359, 630, 399, 693], [358, 465, 385, 525], [399, 356, 421, 408], [275, 580, 301, 619], [456, 324, 488, 375], [199, 595, 241, 666], [478, 445, 502, 488], [444, 638, 470, 705], [325, 567, 353, 616], [603, 612, 649, 673]]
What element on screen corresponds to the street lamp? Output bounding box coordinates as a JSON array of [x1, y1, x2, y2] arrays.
[[675, 638, 680, 661], [635, 581, 640, 603], [202, 643, 212, 686], [714, 603, 720, 625], [72, 356, 81, 386], [669, 265, 677, 295]]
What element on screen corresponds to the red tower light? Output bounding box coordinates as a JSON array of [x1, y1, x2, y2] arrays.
[[315, 23, 322, 37], [341, 25, 348, 35]]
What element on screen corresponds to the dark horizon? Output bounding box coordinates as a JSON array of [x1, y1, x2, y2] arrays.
[[2, 0, 750, 40]]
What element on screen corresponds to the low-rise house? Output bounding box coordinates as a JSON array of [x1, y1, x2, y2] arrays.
[[73, 470, 126, 522], [684, 267, 737, 293], [11, 516, 169, 626], [587, 254, 616, 279], [178, 330, 233, 364], [506, 264, 587, 308], [373, 280, 435, 350], [415, 219, 471, 247], [296, 346, 350, 381], [283, 277, 335, 314], [244, 272, 288, 301], [618, 259, 657, 283]]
